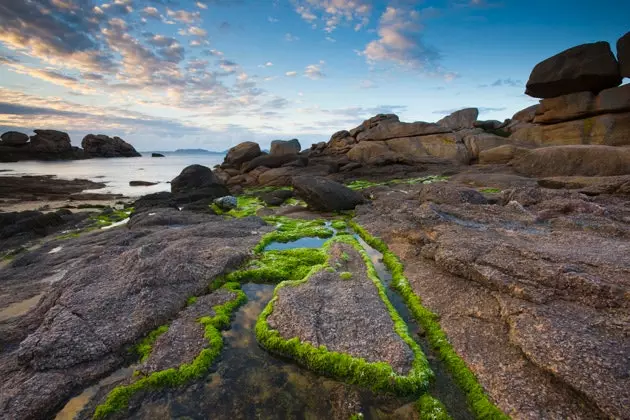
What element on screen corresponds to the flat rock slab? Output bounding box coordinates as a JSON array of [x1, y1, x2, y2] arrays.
[[141, 289, 237, 374], [267, 243, 414, 375]]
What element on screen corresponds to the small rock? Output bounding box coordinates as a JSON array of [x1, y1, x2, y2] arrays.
[[213, 196, 237, 211], [129, 181, 158, 186], [151, 153, 165, 158]]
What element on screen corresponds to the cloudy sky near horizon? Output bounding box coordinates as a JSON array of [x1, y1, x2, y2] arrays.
[[0, 0, 628, 151]]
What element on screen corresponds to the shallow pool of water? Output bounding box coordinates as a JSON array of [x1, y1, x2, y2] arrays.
[[264, 236, 328, 250]]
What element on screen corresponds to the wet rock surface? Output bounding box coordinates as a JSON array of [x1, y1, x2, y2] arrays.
[[354, 179, 630, 419], [0, 210, 270, 420], [267, 243, 414, 375]]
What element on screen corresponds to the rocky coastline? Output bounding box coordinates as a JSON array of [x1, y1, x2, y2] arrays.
[[1, 35, 629, 420]]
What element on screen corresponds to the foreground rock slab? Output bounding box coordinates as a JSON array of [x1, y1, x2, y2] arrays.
[[293, 176, 364, 211]]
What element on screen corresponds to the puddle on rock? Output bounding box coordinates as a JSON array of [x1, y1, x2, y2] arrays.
[[120, 283, 412, 420], [264, 236, 328, 250], [0, 293, 44, 322]]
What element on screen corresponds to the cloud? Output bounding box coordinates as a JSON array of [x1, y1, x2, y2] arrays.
[[285, 71, 298, 77], [491, 78, 522, 87], [166, 8, 201, 24], [285, 33, 300, 42], [291, 0, 372, 33], [304, 61, 326, 79], [362, 7, 441, 70], [359, 80, 377, 89], [141, 7, 161, 19], [325, 36, 336, 43], [258, 62, 273, 68], [196, 2, 208, 9], [268, 16, 279, 23]]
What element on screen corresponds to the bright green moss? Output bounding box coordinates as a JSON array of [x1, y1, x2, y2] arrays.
[[255, 216, 333, 252], [349, 221, 508, 420], [226, 196, 265, 218], [479, 188, 501, 194], [187, 296, 198, 306], [284, 197, 307, 207], [339, 271, 353, 280], [346, 175, 449, 191], [91, 208, 133, 227], [255, 236, 432, 396], [331, 220, 348, 230], [93, 283, 246, 419], [416, 394, 453, 420], [349, 414, 364, 420], [134, 325, 169, 363], [225, 248, 327, 284]]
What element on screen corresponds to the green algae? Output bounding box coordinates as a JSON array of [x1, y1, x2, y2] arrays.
[[348, 221, 508, 420], [134, 325, 169, 363], [479, 188, 501, 194], [91, 208, 133, 227], [349, 414, 364, 420], [417, 394, 453, 420], [332, 220, 348, 230], [227, 196, 265, 218], [186, 296, 198, 306], [93, 283, 246, 420], [255, 236, 433, 396], [339, 271, 353, 280], [254, 216, 333, 252], [346, 175, 449, 191], [285, 197, 307, 207]]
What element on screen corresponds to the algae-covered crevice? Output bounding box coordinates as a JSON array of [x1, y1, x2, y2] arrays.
[[92, 282, 246, 419], [255, 235, 434, 396], [417, 394, 454, 420], [345, 175, 449, 191], [349, 220, 509, 420]]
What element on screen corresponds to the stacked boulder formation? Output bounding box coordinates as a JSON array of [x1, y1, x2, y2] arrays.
[[0, 130, 141, 162]]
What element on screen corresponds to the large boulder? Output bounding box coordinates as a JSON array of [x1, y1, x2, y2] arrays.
[[525, 42, 622, 98], [386, 134, 470, 163], [349, 113, 399, 138], [241, 153, 306, 172], [224, 141, 261, 167], [512, 145, 630, 177], [437, 108, 479, 130], [356, 120, 450, 142], [171, 164, 229, 198], [533, 84, 630, 124], [257, 167, 296, 187], [511, 111, 630, 146], [463, 133, 509, 160], [29, 130, 72, 154], [1, 131, 29, 146], [293, 176, 364, 211], [270, 139, 301, 156], [81, 134, 140, 158], [479, 144, 529, 165], [618, 31, 630, 79], [512, 105, 539, 123], [346, 141, 392, 163]]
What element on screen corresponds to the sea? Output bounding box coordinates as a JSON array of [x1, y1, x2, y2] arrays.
[[1, 153, 226, 197]]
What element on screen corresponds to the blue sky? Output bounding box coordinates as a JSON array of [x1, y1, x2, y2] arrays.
[[0, 0, 628, 151]]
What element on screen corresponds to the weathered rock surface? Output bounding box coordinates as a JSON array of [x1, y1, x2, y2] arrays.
[[29, 130, 72, 154], [241, 154, 305, 173], [462, 132, 508, 161], [525, 41, 622, 98], [292, 176, 364, 211], [0, 211, 270, 419], [478, 144, 529, 164], [224, 141, 261, 167], [437, 108, 479, 130], [510, 111, 630, 146], [140, 289, 237, 374], [356, 120, 450, 142], [512, 145, 630, 177], [267, 242, 414, 374], [81, 134, 141, 158], [533, 84, 630, 124], [270, 139, 301, 156], [618, 31, 630, 79], [355, 180, 630, 419], [538, 175, 630, 196], [512, 105, 539, 123], [0, 176, 106, 201], [257, 167, 296, 187], [171, 165, 229, 199], [386, 134, 470, 164], [1, 131, 29, 146]]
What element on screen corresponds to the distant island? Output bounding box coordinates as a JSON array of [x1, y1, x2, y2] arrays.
[[144, 148, 227, 155]]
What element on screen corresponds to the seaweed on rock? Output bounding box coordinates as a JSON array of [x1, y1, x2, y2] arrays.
[[254, 216, 333, 252], [348, 221, 508, 420], [92, 282, 246, 419], [416, 394, 453, 420]]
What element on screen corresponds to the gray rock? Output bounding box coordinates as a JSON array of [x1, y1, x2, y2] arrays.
[[437, 108, 479, 130], [213, 195, 237, 210], [525, 41, 622, 98], [258, 189, 293, 206], [270, 139, 301, 156], [1, 131, 29, 146], [292, 176, 364, 211], [81, 134, 140, 158], [617, 31, 630, 79], [171, 165, 228, 195]]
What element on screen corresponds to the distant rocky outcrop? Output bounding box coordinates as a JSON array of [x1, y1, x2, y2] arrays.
[[82, 134, 141, 158], [151, 153, 165, 158], [0, 130, 141, 162]]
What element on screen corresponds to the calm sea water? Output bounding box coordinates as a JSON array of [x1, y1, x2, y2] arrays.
[[1, 153, 225, 197]]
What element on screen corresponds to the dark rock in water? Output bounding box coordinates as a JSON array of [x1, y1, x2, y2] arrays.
[[171, 165, 229, 204], [525, 41, 622, 98], [292, 176, 364, 211], [129, 180, 158, 187], [29, 130, 72, 154], [213, 196, 237, 211], [268, 242, 414, 374], [258, 189, 293, 206], [0, 176, 107, 201], [0, 212, 270, 419], [224, 141, 261, 167], [0, 209, 90, 253], [151, 153, 165, 158], [618, 31, 630, 79], [1, 131, 29, 146], [241, 154, 306, 173], [81, 134, 141, 158], [270, 138, 301, 156]]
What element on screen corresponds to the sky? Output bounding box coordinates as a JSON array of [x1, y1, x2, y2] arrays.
[[0, 0, 628, 151]]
